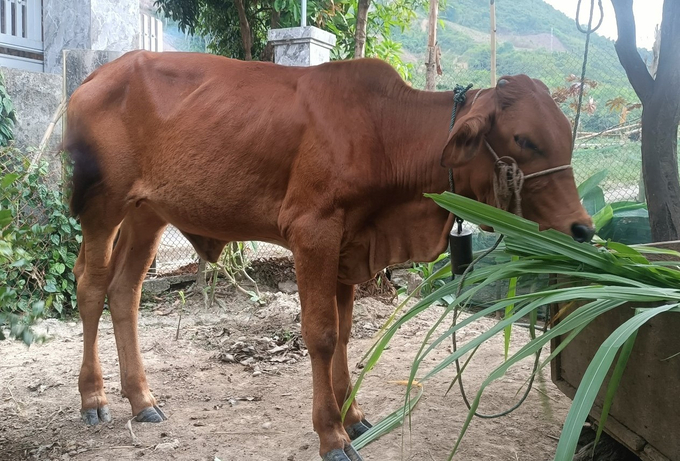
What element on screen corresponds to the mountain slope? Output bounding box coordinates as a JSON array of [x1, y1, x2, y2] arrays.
[[395, 0, 648, 131]]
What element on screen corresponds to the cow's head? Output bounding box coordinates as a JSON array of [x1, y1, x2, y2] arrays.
[[441, 74, 594, 242]]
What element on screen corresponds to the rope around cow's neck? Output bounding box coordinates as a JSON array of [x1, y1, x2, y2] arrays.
[[448, 88, 573, 216], [484, 139, 573, 216]]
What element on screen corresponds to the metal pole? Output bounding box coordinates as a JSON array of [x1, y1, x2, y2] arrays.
[[490, 0, 496, 86], [301, 0, 307, 27]]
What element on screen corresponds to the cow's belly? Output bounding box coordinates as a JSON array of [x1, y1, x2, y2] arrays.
[[133, 186, 285, 246]]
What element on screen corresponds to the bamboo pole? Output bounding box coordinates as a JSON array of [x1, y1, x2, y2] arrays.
[[30, 97, 67, 171]]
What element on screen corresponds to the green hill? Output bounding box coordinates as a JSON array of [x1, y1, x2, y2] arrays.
[[396, 0, 651, 132]]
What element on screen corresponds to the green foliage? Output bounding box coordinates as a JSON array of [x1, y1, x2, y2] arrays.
[[409, 252, 449, 296], [155, 0, 421, 80], [207, 241, 263, 305], [325, 0, 419, 79], [578, 170, 651, 244], [1, 148, 81, 341], [0, 300, 45, 344], [349, 192, 680, 459], [0, 72, 17, 147]]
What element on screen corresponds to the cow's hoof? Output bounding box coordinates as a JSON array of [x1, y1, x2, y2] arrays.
[[81, 406, 112, 425], [346, 419, 373, 440], [322, 444, 363, 461], [135, 405, 167, 423]]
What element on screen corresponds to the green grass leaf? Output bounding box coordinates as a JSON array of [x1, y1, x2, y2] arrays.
[[504, 256, 519, 361], [577, 169, 608, 199], [594, 329, 638, 451]]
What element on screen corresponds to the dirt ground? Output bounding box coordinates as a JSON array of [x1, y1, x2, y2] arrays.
[[0, 280, 573, 461]]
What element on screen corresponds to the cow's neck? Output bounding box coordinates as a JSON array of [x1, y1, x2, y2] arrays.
[[349, 87, 482, 273], [378, 87, 477, 196]]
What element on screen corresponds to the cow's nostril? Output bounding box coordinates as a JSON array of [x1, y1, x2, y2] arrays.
[[571, 223, 595, 243]]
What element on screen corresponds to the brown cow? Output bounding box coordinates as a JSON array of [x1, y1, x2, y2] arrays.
[[65, 50, 592, 461]]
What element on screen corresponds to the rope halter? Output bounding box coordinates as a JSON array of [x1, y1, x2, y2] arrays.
[[483, 139, 572, 216]]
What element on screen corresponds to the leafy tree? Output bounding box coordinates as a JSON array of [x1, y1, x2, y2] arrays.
[[154, 0, 422, 79], [611, 0, 680, 242]]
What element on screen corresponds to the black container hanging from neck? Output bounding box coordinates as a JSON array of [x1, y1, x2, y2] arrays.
[[449, 217, 473, 278], [446, 83, 475, 279]]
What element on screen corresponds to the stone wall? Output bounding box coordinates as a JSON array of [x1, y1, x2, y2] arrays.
[[268, 27, 336, 67], [90, 0, 140, 52], [42, 0, 92, 75], [0, 50, 125, 161], [42, 0, 139, 74], [1, 67, 63, 150], [63, 49, 123, 99]]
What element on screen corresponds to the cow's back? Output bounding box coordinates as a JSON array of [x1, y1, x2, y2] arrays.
[[67, 51, 320, 244]]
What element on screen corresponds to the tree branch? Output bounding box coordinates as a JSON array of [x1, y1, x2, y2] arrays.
[[611, 0, 655, 103], [354, 0, 371, 58], [655, 0, 680, 125], [234, 0, 253, 60]]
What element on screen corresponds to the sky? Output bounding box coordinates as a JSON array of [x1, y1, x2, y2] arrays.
[[543, 0, 664, 49]]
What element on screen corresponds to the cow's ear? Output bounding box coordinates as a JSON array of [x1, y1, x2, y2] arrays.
[[440, 94, 494, 167]]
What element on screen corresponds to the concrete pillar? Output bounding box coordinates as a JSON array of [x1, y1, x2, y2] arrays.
[[62, 50, 124, 99], [267, 26, 336, 67], [43, 0, 140, 74]]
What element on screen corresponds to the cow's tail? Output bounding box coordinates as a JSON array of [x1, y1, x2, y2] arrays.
[[65, 138, 103, 217]]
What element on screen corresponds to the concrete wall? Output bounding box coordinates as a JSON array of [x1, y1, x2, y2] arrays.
[[43, 0, 139, 74], [91, 0, 140, 52], [268, 27, 336, 67], [63, 49, 123, 99], [42, 0, 92, 75], [1, 67, 63, 150]]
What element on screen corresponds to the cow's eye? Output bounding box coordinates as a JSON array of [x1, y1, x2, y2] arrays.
[[514, 135, 539, 151]]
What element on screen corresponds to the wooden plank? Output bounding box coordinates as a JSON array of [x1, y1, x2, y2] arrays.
[[142, 14, 150, 51], [0, 52, 42, 71], [154, 18, 163, 51], [27, 0, 40, 42], [153, 18, 160, 51], [150, 15, 157, 51], [4, 0, 12, 37], [15, 0, 22, 39], [0, 32, 43, 51], [157, 19, 163, 52]]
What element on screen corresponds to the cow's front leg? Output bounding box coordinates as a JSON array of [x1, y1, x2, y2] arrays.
[[334, 282, 372, 441], [291, 223, 364, 461]]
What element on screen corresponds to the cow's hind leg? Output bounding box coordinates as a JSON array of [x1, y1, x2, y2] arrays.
[[75, 208, 120, 425], [291, 224, 364, 461], [107, 205, 167, 422], [334, 282, 372, 441]]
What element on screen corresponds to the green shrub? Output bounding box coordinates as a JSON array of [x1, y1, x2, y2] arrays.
[[0, 72, 17, 146], [1, 147, 81, 342]]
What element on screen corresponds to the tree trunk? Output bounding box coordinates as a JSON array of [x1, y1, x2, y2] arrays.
[[263, 10, 280, 61], [639, 24, 661, 202], [612, 0, 680, 242], [425, 0, 439, 90], [234, 0, 253, 60], [354, 0, 371, 58]]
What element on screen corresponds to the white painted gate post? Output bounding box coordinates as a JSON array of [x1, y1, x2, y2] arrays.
[[267, 26, 336, 67]]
